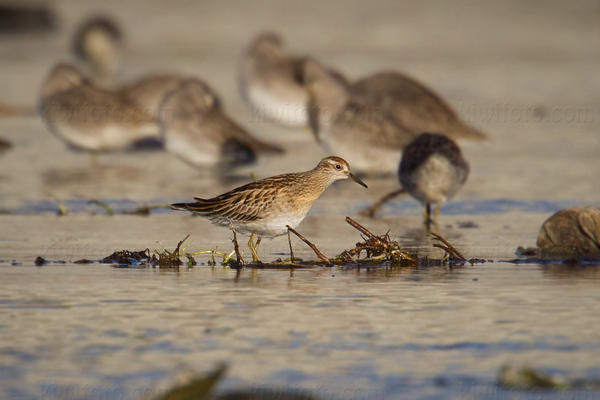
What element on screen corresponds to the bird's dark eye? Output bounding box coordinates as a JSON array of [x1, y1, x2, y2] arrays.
[[335, 164, 342, 170]]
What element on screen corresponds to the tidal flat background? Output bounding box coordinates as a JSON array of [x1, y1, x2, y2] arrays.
[[1, 0, 600, 399]]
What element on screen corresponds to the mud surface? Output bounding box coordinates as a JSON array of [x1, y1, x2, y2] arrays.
[[1, 0, 600, 399]]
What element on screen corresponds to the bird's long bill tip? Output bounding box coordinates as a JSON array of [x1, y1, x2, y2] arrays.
[[349, 172, 368, 188]]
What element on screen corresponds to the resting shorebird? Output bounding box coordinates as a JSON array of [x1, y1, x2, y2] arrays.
[[159, 79, 283, 167], [120, 74, 196, 119], [303, 59, 484, 175], [39, 62, 159, 151], [351, 72, 485, 141], [171, 156, 367, 263], [72, 15, 123, 85], [363, 133, 469, 225]]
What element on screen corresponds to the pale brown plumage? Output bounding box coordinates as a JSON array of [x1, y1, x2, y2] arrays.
[[159, 78, 283, 167], [120, 74, 203, 119], [238, 32, 309, 126], [71, 15, 122, 85], [171, 156, 367, 238], [351, 72, 486, 140], [39, 62, 159, 151], [303, 60, 485, 174]]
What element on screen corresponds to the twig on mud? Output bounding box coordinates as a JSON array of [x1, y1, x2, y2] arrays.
[[286, 225, 331, 264], [229, 223, 244, 266], [430, 232, 466, 261]]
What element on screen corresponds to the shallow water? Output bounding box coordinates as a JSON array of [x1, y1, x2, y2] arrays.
[[2, 0, 600, 399]]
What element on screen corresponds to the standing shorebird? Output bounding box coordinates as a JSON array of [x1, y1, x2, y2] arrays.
[[72, 15, 123, 86], [303, 60, 484, 175], [159, 79, 283, 167], [171, 156, 367, 263], [39, 63, 159, 151], [363, 133, 469, 226]]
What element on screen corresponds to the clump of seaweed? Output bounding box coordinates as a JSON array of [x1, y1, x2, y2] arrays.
[[101, 248, 152, 265], [97, 217, 468, 271], [335, 217, 416, 266], [152, 234, 196, 268], [100, 235, 234, 268]]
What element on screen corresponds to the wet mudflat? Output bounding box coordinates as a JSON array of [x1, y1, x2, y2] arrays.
[[2, 214, 600, 399], [2, 0, 600, 399]]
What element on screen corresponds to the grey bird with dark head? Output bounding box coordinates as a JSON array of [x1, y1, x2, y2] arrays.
[[171, 156, 367, 263], [362, 133, 469, 224], [400, 133, 469, 225], [159, 79, 284, 168]]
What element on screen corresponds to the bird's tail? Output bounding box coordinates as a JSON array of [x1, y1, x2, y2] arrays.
[[170, 198, 219, 213], [450, 123, 488, 141], [170, 203, 193, 211]]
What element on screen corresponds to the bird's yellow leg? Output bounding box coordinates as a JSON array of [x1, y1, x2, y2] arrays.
[[248, 233, 261, 263], [254, 236, 262, 251], [434, 203, 441, 222]]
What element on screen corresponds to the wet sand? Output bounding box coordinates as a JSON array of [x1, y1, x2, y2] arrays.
[[1, 0, 600, 399]]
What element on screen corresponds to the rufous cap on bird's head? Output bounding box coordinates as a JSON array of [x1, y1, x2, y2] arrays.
[[315, 156, 368, 188]]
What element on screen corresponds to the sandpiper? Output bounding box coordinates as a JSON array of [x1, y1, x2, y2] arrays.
[[72, 15, 123, 85], [238, 32, 312, 127], [171, 156, 367, 263], [303, 60, 484, 174], [364, 133, 469, 225], [351, 72, 486, 141], [159, 79, 284, 167], [120, 74, 194, 119], [304, 59, 413, 175], [39, 62, 159, 151]]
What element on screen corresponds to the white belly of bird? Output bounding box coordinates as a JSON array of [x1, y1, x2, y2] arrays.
[[237, 212, 308, 238], [247, 87, 308, 127], [412, 154, 458, 204], [164, 130, 218, 166]]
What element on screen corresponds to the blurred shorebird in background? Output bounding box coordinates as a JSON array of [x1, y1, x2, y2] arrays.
[[159, 79, 284, 168], [238, 32, 346, 128], [39, 63, 159, 151], [351, 72, 486, 141], [120, 74, 192, 119], [238, 32, 309, 127], [72, 15, 123, 86], [362, 133, 469, 226], [303, 59, 485, 175], [171, 156, 367, 263]]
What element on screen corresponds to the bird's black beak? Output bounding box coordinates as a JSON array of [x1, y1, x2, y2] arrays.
[[349, 172, 368, 188]]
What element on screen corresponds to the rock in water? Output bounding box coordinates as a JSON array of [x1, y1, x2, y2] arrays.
[[537, 206, 600, 256]]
